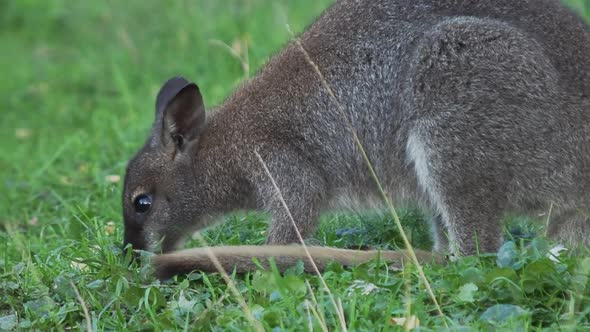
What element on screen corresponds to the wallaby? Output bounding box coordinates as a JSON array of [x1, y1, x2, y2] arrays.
[[123, 0, 590, 278]]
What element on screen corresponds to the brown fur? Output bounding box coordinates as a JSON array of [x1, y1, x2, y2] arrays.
[[123, 0, 590, 278]]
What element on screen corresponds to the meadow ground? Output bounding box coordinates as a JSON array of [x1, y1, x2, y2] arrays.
[[2, 0, 590, 330]]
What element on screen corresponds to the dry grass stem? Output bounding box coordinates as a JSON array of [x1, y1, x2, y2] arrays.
[[193, 233, 264, 332], [208, 39, 250, 78], [255, 151, 348, 331], [306, 279, 329, 331], [285, 24, 447, 324], [544, 202, 554, 237], [70, 281, 93, 332]]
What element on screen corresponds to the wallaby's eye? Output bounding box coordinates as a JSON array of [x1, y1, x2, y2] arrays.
[[173, 134, 184, 149], [133, 194, 152, 214]]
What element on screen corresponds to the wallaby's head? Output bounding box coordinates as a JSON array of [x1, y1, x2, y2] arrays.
[[123, 77, 206, 253]]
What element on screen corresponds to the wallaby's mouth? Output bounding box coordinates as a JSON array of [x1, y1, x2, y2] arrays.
[[123, 225, 148, 252], [122, 229, 150, 266]]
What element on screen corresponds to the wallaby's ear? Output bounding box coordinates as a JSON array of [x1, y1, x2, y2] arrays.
[[155, 77, 206, 150]]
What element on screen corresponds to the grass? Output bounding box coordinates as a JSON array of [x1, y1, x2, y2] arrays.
[[2, 0, 590, 330]]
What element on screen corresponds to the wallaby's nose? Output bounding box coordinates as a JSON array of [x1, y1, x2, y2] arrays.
[[123, 226, 149, 264], [123, 221, 148, 248]]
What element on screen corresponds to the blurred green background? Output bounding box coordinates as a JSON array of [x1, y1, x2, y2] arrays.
[[0, 0, 333, 231]]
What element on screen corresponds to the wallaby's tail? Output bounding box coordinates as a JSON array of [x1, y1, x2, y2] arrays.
[[152, 245, 445, 279]]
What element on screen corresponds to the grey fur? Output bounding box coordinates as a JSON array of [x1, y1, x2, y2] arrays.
[[123, 0, 590, 259]]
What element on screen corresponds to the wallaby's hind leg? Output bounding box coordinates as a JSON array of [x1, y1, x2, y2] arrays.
[[254, 148, 327, 245], [430, 213, 449, 252], [407, 132, 505, 256], [406, 17, 561, 255], [547, 208, 590, 250]]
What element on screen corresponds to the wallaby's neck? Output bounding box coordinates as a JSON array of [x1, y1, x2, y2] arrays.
[[203, 40, 328, 152], [223, 43, 320, 116]]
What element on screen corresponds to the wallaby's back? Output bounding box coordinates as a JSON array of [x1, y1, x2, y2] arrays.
[[213, 0, 590, 203], [206, 0, 590, 250]]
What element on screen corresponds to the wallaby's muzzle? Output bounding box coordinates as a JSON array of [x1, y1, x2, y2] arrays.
[[123, 224, 148, 253]]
